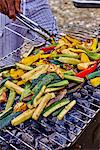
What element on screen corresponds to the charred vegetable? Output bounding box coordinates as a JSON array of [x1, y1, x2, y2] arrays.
[[5, 89, 16, 110], [32, 93, 55, 120], [43, 98, 70, 117], [57, 100, 76, 120], [11, 108, 35, 126]]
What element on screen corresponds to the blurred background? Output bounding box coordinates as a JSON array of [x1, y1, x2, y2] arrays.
[[49, 0, 100, 31]]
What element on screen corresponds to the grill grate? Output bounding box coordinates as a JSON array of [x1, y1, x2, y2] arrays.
[[0, 25, 100, 150]]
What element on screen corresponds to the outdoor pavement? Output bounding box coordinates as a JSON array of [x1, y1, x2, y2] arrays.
[[49, 0, 100, 32]]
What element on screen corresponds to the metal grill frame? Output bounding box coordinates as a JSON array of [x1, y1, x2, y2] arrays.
[[0, 25, 100, 150]]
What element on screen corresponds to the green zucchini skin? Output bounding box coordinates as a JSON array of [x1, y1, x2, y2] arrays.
[[64, 70, 75, 76], [52, 106, 65, 117], [31, 74, 46, 87], [64, 75, 84, 83], [43, 99, 70, 117], [47, 80, 69, 88], [0, 77, 11, 88], [0, 107, 13, 120], [52, 53, 79, 59], [57, 100, 76, 120], [31, 73, 57, 104], [0, 112, 20, 129], [5, 89, 16, 110], [49, 60, 63, 67], [87, 70, 100, 79]]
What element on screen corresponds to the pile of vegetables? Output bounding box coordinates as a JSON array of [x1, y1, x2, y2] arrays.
[[0, 34, 100, 129]]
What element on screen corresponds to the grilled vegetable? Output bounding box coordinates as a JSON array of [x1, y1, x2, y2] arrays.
[[0, 77, 11, 88], [67, 48, 84, 53], [32, 93, 54, 120], [64, 74, 84, 83], [43, 98, 70, 117], [2, 71, 10, 78], [34, 92, 55, 108], [0, 87, 7, 95], [21, 52, 42, 65], [33, 85, 46, 107], [17, 80, 26, 86], [11, 108, 35, 126], [16, 63, 33, 71], [65, 35, 81, 44], [57, 57, 80, 65], [77, 62, 96, 70], [14, 102, 27, 112], [61, 49, 79, 58], [22, 46, 34, 58], [90, 77, 100, 87], [90, 38, 98, 51], [52, 106, 65, 117], [85, 50, 100, 60], [32, 73, 56, 104], [0, 91, 7, 103], [49, 60, 63, 67], [5, 89, 16, 110], [0, 65, 15, 73], [40, 54, 51, 59], [75, 64, 97, 78], [23, 95, 33, 102], [48, 64, 64, 79], [10, 69, 24, 79], [47, 80, 69, 88], [29, 65, 48, 81], [87, 70, 100, 79], [0, 107, 13, 120], [31, 74, 46, 87], [0, 112, 20, 129], [40, 44, 56, 53], [57, 100, 76, 120], [68, 83, 83, 94], [21, 65, 46, 82], [20, 89, 32, 102], [64, 70, 75, 75], [52, 53, 79, 59], [45, 86, 65, 93], [5, 80, 24, 95], [80, 53, 90, 63], [46, 89, 67, 108]]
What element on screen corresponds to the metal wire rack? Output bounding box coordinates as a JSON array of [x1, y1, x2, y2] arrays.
[[0, 24, 100, 149]]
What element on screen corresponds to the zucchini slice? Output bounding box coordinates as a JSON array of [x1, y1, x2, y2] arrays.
[[5, 89, 16, 110], [64, 75, 84, 83], [43, 99, 70, 117], [16, 63, 33, 71], [33, 85, 46, 107], [52, 106, 65, 117], [32, 93, 55, 120], [57, 100, 76, 120], [0, 107, 13, 120], [45, 86, 65, 93], [47, 80, 69, 88], [11, 108, 35, 126]]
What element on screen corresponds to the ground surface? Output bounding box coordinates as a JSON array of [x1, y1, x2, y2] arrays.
[[49, 0, 100, 31]]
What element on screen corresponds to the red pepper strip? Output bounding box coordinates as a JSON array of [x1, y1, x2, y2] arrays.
[[40, 45, 56, 52], [75, 64, 97, 78]]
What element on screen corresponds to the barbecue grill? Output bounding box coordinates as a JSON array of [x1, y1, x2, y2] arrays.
[[0, 14, 100, 150]]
